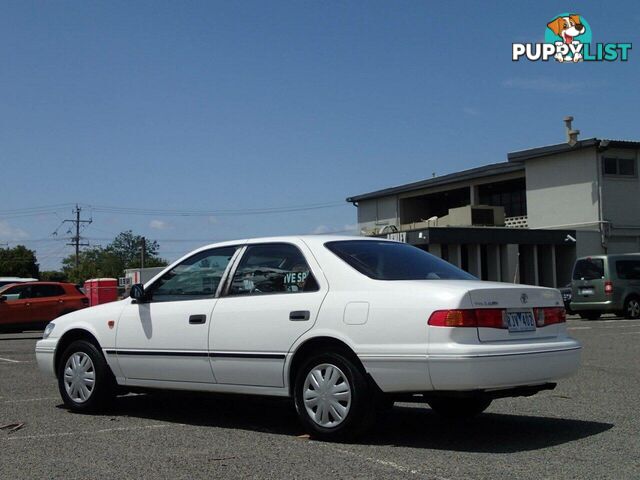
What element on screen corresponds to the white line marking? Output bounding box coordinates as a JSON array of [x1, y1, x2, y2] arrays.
[[2, 397, 58, 404], [4, 423, 183, 441], [568, 326, 591, 330], [0, 357, 21, 363], [329, 446, 422, 476]]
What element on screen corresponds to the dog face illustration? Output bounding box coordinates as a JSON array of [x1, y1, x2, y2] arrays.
[[547, 15, 586, 44]]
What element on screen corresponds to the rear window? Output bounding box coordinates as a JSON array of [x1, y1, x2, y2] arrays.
[[325, 240, 476, 281], [573, 258, 605, 280], [615, 260, 640, 280]]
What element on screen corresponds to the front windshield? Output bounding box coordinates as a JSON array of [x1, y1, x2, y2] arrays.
[[325, 240, 476, 281]]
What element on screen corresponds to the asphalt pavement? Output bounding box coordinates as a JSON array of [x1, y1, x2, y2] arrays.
[[1, 316, 639, 479]]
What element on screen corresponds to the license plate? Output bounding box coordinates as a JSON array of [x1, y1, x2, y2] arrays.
[[506, 310, 536, 332], [580, 288, 594, 296]]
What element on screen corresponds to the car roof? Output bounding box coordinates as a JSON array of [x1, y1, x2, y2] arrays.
[[577, 253, 640, 260], [191, 234, 393, 252]]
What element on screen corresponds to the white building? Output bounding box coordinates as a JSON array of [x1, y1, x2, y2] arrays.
[[347, 130, 640, 287]]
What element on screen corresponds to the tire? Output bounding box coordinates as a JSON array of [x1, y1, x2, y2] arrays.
[[428, 397, 492, 419], [579, 312, 601, 320], [57, 340, 115, 413], [624, 296, 640, 319], [293, 351, 375, 441]]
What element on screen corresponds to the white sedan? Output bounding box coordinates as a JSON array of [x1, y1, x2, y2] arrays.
[[36, 236, 581, 440]]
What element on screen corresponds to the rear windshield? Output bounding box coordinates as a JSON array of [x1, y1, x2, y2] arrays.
[[325, 240, 476, 281], [573, 258, 605, 280]]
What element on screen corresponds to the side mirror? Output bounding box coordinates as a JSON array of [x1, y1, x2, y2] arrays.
[[130, 284, 146, 302], [0, 295, 6, 303]]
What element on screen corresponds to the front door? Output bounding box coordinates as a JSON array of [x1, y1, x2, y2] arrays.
[[210, 242, 327, 387], [0, 284, 33, 327], [116, 246, 240, 383]]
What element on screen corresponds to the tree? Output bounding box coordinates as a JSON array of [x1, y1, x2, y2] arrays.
[[61, 231, 167, 283], [105, 231, 165, 269], [0, 245, 40, 278], [40, 270, 69, 282]]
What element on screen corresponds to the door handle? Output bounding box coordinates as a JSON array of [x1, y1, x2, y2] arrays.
[[289, 310, 310, 321], [189, 314, 207, 325]]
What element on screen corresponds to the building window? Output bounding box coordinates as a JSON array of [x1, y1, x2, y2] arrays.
[[602, 157, 637, 177]]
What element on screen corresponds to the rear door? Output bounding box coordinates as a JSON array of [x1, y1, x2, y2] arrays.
[[29, 284, 67, 322], [209, 242, 327, 387], [468, 287, 563, 342], [572, 257, 606, 302]]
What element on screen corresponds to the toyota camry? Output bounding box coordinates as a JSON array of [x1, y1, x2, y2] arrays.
[[35, 236, 581, 440]]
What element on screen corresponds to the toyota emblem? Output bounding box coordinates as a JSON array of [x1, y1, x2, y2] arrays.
[[520, 293, 528, 304]]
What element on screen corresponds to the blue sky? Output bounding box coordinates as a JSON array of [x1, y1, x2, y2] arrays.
[[1, 1, 638, 270]]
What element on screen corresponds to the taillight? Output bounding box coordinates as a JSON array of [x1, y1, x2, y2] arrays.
[[605, 281, 613, 295], [428, 310, 477, 327], [428, 309, 505, 328], [429, 307, 566, 329], [533, 307, 566, 326]]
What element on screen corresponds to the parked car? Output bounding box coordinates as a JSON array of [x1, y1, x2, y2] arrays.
[[570, 254, 640, 320], [0, 277, 38, 288], [558, 283, 573, 314], [35, 236, 581, 440], [0, 282, 89, 331]]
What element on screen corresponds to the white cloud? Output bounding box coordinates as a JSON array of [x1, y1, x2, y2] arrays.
[[0, 221, 29, 241], [208, 216, 218, 224], [502, 77, 590, 94], [463, 107, 480, 116], [149, 219, 170, 230]]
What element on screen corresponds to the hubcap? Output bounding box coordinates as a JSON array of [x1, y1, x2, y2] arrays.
[[63, 352, 95, 403], [628, 300, 640, 318], [303, 363, 352, 428]]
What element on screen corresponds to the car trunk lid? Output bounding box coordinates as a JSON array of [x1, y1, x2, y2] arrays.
[[468, 286, 563, 342]]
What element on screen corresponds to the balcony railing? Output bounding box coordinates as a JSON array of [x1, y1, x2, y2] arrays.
[[505, 215, 528, 228]]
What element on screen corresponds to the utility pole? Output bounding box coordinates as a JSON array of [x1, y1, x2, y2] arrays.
[[63, 205, 92, 271], [140, 236, 146, 269]]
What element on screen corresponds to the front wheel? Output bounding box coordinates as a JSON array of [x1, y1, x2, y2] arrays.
[[57, 340, 115, 413], [293, 352, 375, 441], [428, 397, 492, 419]]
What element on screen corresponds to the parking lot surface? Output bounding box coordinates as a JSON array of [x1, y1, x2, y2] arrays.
[[1, 316, 639, 479]]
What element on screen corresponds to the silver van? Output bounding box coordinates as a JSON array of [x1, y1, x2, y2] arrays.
[[570, 254, 640, 320]]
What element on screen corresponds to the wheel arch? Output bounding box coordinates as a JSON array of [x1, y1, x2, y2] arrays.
[[54, 328, 102, 377], [287, 336, 374, 396]]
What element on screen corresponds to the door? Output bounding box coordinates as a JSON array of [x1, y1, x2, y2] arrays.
[[116, 246, 239, 383], [0, 284, 33, 327], [28, 284, 67, 323], [210, 242, 327, 387]]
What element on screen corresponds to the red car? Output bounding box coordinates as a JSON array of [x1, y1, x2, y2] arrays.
[[0, 282, 89, 332]]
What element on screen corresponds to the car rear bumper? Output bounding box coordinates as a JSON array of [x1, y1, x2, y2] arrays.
[[35, 339, 57, 378], [571, 300, 619, 312], [428, 342, 581, 391]]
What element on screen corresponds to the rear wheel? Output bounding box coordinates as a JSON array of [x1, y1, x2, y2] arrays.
[[428, 397, 492, 419], [624, 297, 640, 319], [57, 340, 115, 412], [293, 351, 375, 441], [579, 312, 601, 320]]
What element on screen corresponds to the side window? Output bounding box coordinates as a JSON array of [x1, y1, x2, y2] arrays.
[[228, 244, 319, 296], [31, 285, 65, 298], [2, 285, 31, 301], [616, 260, 640, 280], [148, 247, 238, 302]]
